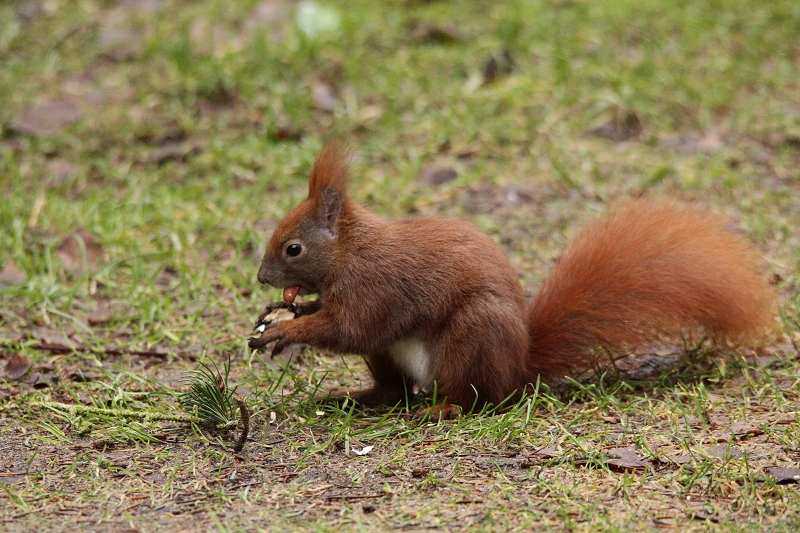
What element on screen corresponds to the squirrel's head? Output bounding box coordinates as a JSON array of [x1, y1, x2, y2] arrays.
[[257, 142, 349, 302]]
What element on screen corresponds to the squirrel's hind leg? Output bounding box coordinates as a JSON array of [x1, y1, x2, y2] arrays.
[[315, 352, 410, 406]]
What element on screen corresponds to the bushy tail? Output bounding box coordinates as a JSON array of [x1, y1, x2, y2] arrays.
[[527, 201, 775, 381]]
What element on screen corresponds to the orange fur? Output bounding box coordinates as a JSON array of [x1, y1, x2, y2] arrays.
[[527, 201, 774, 380], [308, 141, 350, 200]]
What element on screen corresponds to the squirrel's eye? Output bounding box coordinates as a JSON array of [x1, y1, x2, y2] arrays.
[[286, 243, 303, 257]]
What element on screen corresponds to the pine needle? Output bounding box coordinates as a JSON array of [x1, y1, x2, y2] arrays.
[[179, 358, 238, 430]]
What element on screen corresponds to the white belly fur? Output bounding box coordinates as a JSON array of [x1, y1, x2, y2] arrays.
[[389, 339, 433, 388]]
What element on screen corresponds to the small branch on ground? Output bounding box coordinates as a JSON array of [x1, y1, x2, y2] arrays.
[[233, 396, 250, 453], [30, 400, 234, 429]]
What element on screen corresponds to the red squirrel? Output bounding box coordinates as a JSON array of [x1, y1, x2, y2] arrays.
[[249, 142, 775, 418]]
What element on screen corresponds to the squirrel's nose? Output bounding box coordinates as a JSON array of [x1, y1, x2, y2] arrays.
[[257, 263, 272, 285]]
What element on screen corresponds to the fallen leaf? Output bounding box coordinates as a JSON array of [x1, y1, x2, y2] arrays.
[[688, 509, 719, 523], [728, 421, 765, 438], [410, 22, 460, 44], [531, 447, 560, 458], [245, 0, 290, 42], [4, 354, 32, 381], [606, 447, 649, 471], [31, 327, 77, 350], [57, 228, 105, 276], [24, 371, 54, 389], [482, 48, 514, 84], [62, 365, 101, 382], [86, 306, 114, 325], [271, 126, 304, 142], [0, 261, 26, 287], [660, 131, 726, 155], [98, 20, 143, 61], [0, 464, 29, 485], [143, 471, 167, 484], [9, 98, 83, 137], [92, 438, 116, 451], [665, 454, 692, 465], [764, 467, 800, 484], [698, 131, 724, 152], [591, 109, 643, 142], [146, 142, 201, 165], [416, 165, 457, 186], [46, 159, 79, 186], [16, 1, 43, 24], [707, 444, 743, 460]]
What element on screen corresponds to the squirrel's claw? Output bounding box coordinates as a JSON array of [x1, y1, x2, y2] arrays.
[[270, 337, 291, 358], [247, 332, 270, 349], [249, 301, 299, 350], [248, 324, 283, 350]]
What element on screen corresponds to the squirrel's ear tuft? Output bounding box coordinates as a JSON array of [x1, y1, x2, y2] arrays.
[[308, 140, 350, 201]]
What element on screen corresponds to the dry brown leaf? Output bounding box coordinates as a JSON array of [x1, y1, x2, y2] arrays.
[[416, 165, 457, 187], [147, 142, 201, 165], [728, 421, 765, 437], [531, 447, 560, 458], [482, 49, 514, 85], [606, 447, 649, 471], [32, 327, 77, 350], [271, 126, 304, 142], [410, 22, 460, 44], [46, 159, 79, 186], [97, 4, 145, 62], [87, 306, 114, 325], [4, 353, 32, 381], [707, 444, 743, 460], [591, 109, 643, 142], [665, 454, 692, 465], [244, 0, 290, 42], [99, 27, 143, 61], [776, 413, 798, 424], [0, 261, 26, 287], [9, 98, 83, 136], [764, 467, 800, 484], [57, 228, 105, 276]]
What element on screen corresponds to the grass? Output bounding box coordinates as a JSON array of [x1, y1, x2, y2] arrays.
[[1, 0, 800, 531]]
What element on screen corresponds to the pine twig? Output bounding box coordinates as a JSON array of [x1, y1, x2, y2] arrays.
[[30, 400, 232, 429], [233, 396, 250, 453]]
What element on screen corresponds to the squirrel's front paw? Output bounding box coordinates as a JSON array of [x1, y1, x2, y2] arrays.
[[248, 327, 278, 349], [248, 324, 287, 352], [253, 302, 298, 333]]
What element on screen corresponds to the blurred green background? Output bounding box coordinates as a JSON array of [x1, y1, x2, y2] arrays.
[[1, 0, 799, 377]]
